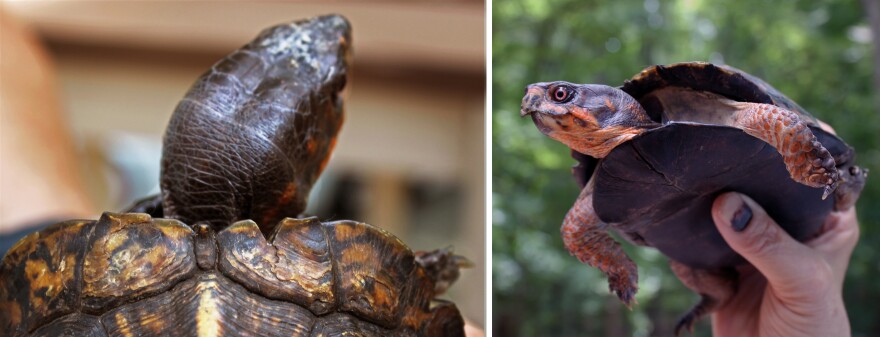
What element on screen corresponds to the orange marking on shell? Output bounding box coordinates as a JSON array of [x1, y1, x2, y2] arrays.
[[333, 221, 367, 242], [25, 259, 51, 308], [340, 242, 375, 265], [0, 301, 22, 329]]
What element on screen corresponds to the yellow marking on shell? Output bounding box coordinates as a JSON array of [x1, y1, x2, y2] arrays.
[[25, 259, 57, 308], [271, 251, 333, 295], [333, 222, 367, 241], [228, 220, 260, 234], [340, 242, 375, 265], [197, 276, 222, 337], [105, 230, 130, 252], [115, 312, 134, 337], [332, 221, 409, 249], [83, 216, 195, 301], [338, 241, 401, 314], [156, 219, 194, 239]]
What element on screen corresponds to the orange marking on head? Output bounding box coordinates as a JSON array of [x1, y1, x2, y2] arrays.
[[259, 183, 298, 224], [567, 106, 599, 127], [604, 98, 616, 111], [551, 124, 646, 158], [307, 139, 318, 154], [318, 136, 338, 175]]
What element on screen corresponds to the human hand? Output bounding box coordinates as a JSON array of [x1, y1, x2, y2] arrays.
[[465, 321, 485, 337], [710, 192, 858, 337]]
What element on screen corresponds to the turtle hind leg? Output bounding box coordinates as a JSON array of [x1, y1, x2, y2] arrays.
[[669, 260, 738, 336], [829, 147, 868, 211], [732, 103, 839, 197], [563, 186, 638, 306]]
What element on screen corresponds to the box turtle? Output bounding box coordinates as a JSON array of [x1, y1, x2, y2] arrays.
[[0, 15, 468, 337], [521, 62, 867, 335]]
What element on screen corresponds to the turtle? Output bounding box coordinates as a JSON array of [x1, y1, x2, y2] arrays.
[[0, 15, 469, 337], [520, 62, 867, 335]]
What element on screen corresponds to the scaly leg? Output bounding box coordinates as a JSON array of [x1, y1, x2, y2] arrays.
[[669, 260, 738, 336], [562, 184, 638, 306], [732, 103, 839, 198]]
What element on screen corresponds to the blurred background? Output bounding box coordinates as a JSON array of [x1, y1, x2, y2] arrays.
[[493, 0, 879, 336], [0, 1, 484, 326]]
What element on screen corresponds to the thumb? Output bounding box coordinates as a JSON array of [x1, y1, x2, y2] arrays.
[[712, 192, 825, 292]]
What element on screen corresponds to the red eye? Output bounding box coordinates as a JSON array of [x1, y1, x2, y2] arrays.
[[551, 86, 570, 102]]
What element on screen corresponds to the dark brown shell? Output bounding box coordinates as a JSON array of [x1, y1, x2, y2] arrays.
[[572, 62, 858, 268], [0, 213, 464, 337], [572, 62, 825, 188], [621, 62, 818, 124]]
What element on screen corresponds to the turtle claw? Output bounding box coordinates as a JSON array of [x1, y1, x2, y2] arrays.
[[674, 314, 697, 337], [607, 266, 639, 308]]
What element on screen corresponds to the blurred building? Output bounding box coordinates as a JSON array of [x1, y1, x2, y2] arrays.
[[2, 1, 485, 325]]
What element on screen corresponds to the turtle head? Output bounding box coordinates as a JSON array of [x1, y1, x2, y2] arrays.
[[521, 82, 657, 158], [415, 247, 473, 296], [160, 15, 353, 233], [252, 14, 352, 96]]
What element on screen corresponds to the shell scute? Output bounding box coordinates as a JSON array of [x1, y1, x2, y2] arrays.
[[0, 219, 92, 335], [324, 220, 416, 329], [81, 213, 196, 312], [217, 218, 335, 315]]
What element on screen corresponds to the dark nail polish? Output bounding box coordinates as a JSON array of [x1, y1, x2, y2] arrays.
[[731, 204, 753, 232]]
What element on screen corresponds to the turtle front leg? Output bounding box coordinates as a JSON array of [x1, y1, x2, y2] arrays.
[[732, 103, 839, 198], [562, 185, 638, 306], [669, 260, 738, 336]]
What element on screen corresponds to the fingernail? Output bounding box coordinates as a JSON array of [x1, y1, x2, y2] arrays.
[[731, 203, 753, 232]]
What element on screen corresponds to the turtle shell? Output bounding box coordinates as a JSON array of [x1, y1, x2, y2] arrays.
[[0, 213, 464, 337], [572, 62, 855, 269]]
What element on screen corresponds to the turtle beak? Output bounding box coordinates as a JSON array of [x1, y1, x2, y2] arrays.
[[521, 85, 544, 117], [453, 255, 475, 269]]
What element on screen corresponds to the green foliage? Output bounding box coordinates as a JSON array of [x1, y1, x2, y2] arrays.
[[492, 0, 880, 336]]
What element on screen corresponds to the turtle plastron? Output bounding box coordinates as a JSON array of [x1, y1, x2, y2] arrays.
[[561, 181, 638, 307]]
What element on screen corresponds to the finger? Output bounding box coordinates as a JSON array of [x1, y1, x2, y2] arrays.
[[712, 193, 826, 293], [806, 207, 859, 286], [464, 322, 485, 337], [817, 120, 837, 135]]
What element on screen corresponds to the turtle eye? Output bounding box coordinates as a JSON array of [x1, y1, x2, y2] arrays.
[[550, 86, 572, 103]]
